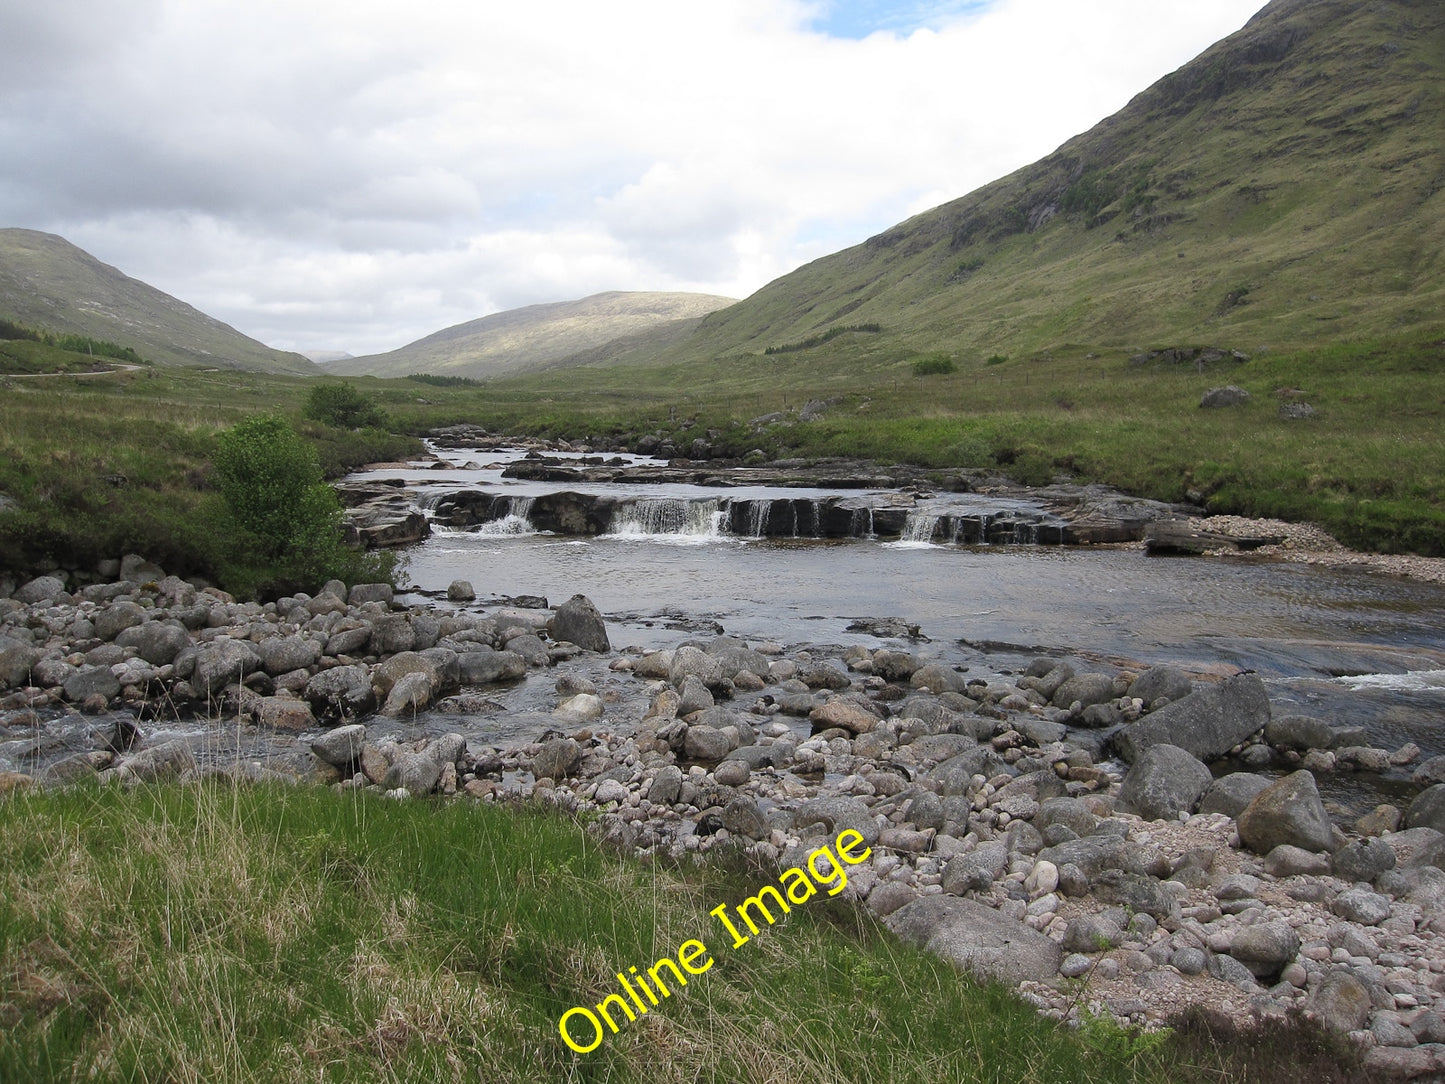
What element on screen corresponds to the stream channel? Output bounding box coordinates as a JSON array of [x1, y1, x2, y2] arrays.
[[352, 443, 1445, 816]]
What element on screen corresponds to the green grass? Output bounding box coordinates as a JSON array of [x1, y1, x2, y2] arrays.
[[0, 361, 421, 586], [0, 783, 1382, 1084]]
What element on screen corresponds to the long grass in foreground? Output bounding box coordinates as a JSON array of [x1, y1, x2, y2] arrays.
[[0, 783, 1379, 1084]]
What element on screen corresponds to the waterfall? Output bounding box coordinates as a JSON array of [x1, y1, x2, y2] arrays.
[[608, 498, 727, 540], [900, 511, 941, 544], [477, 495, 537, 536], [745, 500, 771, 539], [977, 513, 992, 546], [849, 506, 877, 539]]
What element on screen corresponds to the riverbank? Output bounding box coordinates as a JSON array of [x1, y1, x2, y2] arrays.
[[5, 562, 1445, 1078], [1186, 516, 1445, 587]]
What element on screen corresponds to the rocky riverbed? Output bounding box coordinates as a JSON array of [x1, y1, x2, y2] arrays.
[[5, 558, 1445, 1079]]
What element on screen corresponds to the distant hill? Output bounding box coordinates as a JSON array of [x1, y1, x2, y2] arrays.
[[0, 229, 316, 375], [591, 0, 1444, 369], [328, 291, 738, 380], [304, 350, 355, 364]]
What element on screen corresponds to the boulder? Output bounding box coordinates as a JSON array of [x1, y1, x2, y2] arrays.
[[372, 651, 441, 700], [1200, 385, 1250, 409], [13, 575, 66, 605], [1051, 672, 1117, 710], [670, 646, 724, 690], [457, 649, 527, 685], [1308, 971, 1371, 1034], [549, 594, 609, 653], [304, 665, 376, 720], [683, 724, 731, 762], [382, 751, 443, 795], [1198, 772, 1273, 818], [116, 621, 191, 666], [647, 764, 683, 805], [1407, 785, 1445, 834], [1332, 837, 1396, 883], [369, 615, 417, 655], [1229, 921, 1300, 979], [251, 696, 316, 731], [93, 601, 146, 641], [0, 636, 43, 687], [533, 738, 581, 780], [119, 554, 165, 582], [721, 796, 768, 840], [1265, 715, 1337, 751], [1111, 672, 1271, 763], [1237, 770, 1336, 855], [928, 748, 1013, 794], [1036, 835, 1130, 880], [1119, 743, 1211, 821], [258, 635, 321, 676], [348, 583, 394, 607], [62, 665, 121, 704], [707, 637, 773, 681], [447, 580, 476, 602], [1129, 665, 1193, 706], [311, 723, 367, 767], [677, 675, 715, 716], [380, 671, 436, 716], [809, 698, 880, 735], [885, 896, 1062, 984], [192, 639, 263, 698], [114, 739, 196, 783]]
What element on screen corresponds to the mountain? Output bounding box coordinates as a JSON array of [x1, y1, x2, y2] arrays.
[[593, 0, 1444, 369], [327, 291, 737, 380], [304, 350, 355, 364], [0, 229, 316, 375]]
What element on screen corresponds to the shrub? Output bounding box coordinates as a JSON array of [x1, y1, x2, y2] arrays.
[[911, 355, 957, 376], [986, 354, 1009, 366], [211, 414, 393, 596], [302, 382, 386, 430]]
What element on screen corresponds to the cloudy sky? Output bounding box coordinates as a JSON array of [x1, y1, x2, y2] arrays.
[[1, 0, 1265, 357]]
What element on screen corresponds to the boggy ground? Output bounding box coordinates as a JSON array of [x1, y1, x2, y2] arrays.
[[5, 560, 1445, 1080]]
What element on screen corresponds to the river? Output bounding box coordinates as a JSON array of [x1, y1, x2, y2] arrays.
[[351, 443, 1445, 811]]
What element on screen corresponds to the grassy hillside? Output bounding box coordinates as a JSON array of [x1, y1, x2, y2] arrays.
[[0, 229, 317, 375], [329, 291, 737, 380], [0, 359, 418, 586], [585, 0, 1443, 368]]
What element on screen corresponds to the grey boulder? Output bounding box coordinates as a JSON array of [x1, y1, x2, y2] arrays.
[[885, 896, 1062, 984]]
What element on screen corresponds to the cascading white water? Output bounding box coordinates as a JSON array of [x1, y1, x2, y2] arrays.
[[744, 500, 771, 539], [849, 506, 876, 539], [900, 512, 941, 544], [608, 498, 727, 540], [477, 495, 537, 536]]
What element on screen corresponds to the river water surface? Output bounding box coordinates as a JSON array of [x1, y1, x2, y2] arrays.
[[359, 445, 1445, 808]]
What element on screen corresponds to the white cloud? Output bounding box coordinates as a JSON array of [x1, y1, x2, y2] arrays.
[[0, 0, 1266, 354]]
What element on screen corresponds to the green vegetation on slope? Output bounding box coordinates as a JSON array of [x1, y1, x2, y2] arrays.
[[0, 362, 420, 591], [578, 0, 1444, 370], [0, 784, 1379, 1084]]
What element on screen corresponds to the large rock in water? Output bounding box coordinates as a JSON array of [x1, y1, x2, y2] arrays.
[[885, 896, 1062, 984], [1112, 672, 1270, 763], [548, 594, 609, 652], [1237, 770, 1336, 854]]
